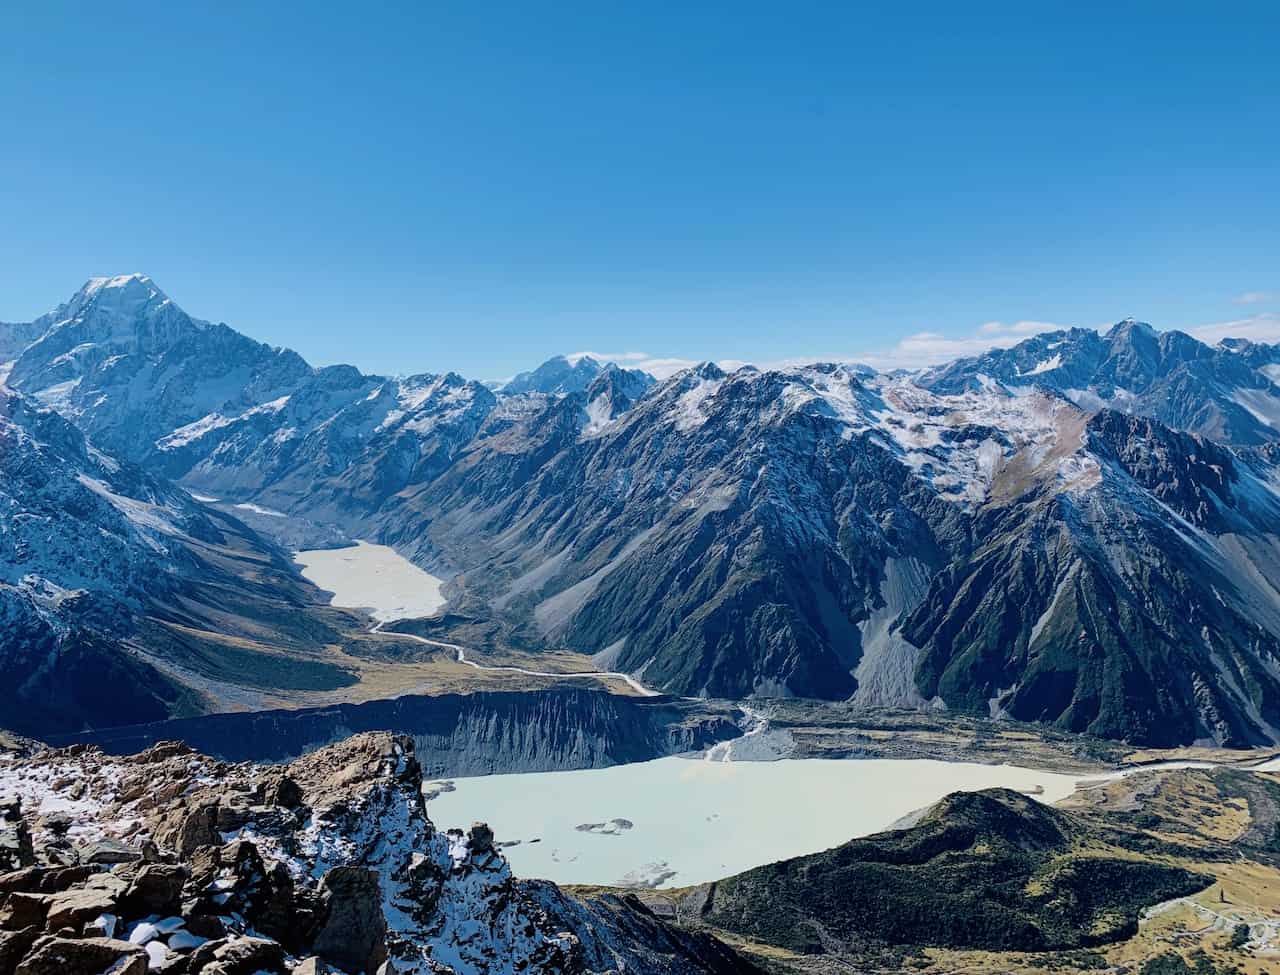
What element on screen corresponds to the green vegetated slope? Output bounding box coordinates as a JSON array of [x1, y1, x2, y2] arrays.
[[702, 788, 1210, 954]]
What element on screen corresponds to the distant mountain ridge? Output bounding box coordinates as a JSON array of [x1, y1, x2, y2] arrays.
[[919, 318, 1280, 445], [9, 276, 1280, 744]]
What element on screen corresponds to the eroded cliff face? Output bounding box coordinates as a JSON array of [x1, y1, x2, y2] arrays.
[[0, 732, 755, 975], [46, 687, 743, 773]]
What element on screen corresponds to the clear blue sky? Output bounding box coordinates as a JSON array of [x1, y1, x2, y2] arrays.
[[2, 2, 1277, 379]]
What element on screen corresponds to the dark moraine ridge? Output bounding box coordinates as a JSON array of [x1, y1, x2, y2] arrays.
[[47, 687, 742, 773]]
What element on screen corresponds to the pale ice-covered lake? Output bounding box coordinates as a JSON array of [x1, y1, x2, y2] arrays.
[[426, 755, 1085, 888], [294, 541, 446, 621], [297, 539, 1087, 888]]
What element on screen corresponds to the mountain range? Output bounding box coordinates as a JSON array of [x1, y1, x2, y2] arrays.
[[7, 275, 1280, 745]]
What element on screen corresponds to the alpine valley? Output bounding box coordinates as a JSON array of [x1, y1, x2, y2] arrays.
[[7, 275, 1280, 975]]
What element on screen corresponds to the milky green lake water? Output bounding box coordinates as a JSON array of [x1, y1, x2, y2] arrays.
[[426, 754, 1085, 888]]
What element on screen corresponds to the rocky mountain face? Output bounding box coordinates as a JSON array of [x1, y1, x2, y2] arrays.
[[7, 275, 313, 464], [0, 322, 46, 370], [12, 277, 1280, 745], [919, 319, 1280, 446], [906, 410, 1280, 746], [0, 384, 363, 737], [502, 354, 631, 397], [380, 363, 967, 700], [0, 732, 754, 974]]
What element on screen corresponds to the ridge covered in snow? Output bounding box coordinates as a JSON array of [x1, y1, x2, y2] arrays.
[[12, 278, 1280, 746]]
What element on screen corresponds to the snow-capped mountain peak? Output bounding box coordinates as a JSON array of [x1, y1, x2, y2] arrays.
[[53, 273, 184, 332]]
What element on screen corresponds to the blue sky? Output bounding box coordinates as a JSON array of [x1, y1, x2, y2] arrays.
[[2, 2, 1277, 380]]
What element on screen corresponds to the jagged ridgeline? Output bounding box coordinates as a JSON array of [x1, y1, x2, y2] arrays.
[[0, 733, 755, 974], [9, 276, 1280, 744]]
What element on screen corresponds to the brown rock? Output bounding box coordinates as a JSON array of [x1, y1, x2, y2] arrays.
[[246, 860, 304, 950], [172, 802, 220, 857], [43, 874, 126, 930], [271, 776, 303, 809], [37, 816, 69, 839], [124, 864, 187, 916], [128, 741, 194, 764], [14, 936, 147, 975], [0, 926, 41, 975], [0, 821, 33, 874], [81, 914, 116, 938], [36, 867, 97, 894], [0, 893, 47, 931], [292, 959, 336, 975], [312, 867, 386, 975], [190, 936, 285, 975], [0, 871, 41, 896], [77, 839, 141, 866], [181, 913, 226, 940]]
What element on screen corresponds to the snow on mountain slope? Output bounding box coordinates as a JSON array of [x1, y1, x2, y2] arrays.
[[502, 353, 654, 397], [15, 275, 1280, 744], [377, 363, 968, 700], [7, 274, 312, 462], [0, 385, 361, 737], [581, 362, 657, 435], [907, 410, 1280, 745], [919, 319, 1280, 446]]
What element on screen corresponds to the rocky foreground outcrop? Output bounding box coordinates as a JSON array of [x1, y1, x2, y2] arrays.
[[0, 733, 753, 975]]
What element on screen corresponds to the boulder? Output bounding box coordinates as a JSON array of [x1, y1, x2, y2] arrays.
[[0, 893, 47, 931], [0, 926, 41, 975], [171, 803, 220, 857], [81, 914, 116, 938], [312, 867, 386, 975], [127, 742, 193, 764], [467, 822, 495, 854], [180, 914, 225, 940], [0, 866, 98, 896], [124, 864, 187, 916], [292, 959, 336, 975], [37, 816, 69, 840], [44, 874, 127, 930], [245, 860, 307, 950], [13, 936, 147, 975], [41, 867, 98, 894], [0, 871, 41, 896], [271, 776, 303, 809], [0, 800, 33, 874], [188, 935, 285, 975], [77, 840, 141, 866]]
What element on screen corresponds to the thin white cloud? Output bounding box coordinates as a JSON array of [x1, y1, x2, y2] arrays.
[[571, 321, 1074, 378], [977, 319, 1064, 337], [1233, 291, 1275, 306], [854, 320, 1071, 371], [567, 350, 699, 378], [565, 313, 1280, 384], [1190, 313, 1280, 345]]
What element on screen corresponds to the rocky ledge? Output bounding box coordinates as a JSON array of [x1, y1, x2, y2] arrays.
[[0, 733, 753, 975]]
